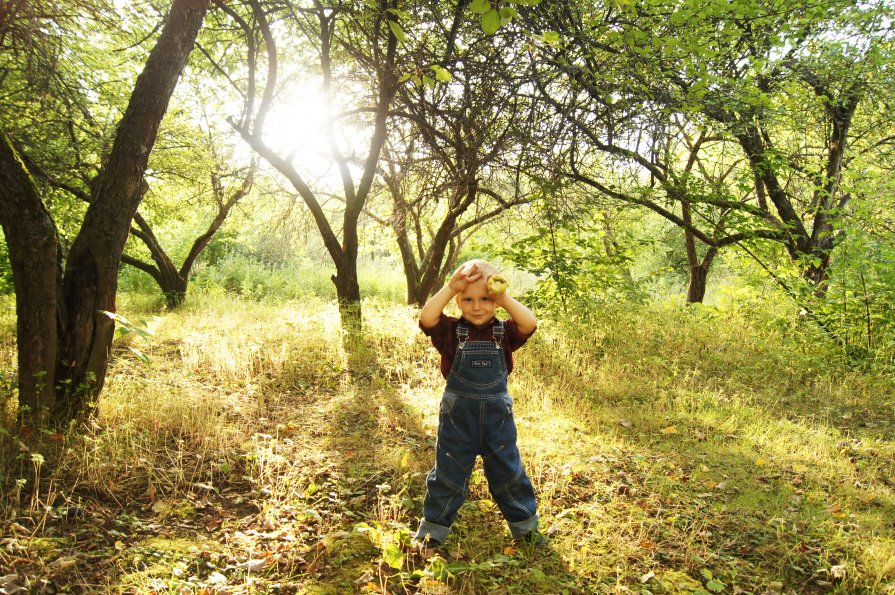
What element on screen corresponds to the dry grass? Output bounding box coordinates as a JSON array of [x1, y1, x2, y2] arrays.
[[0, 292, 893, 593]]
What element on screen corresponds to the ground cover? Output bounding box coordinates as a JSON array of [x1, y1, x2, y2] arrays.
[[1, 294, 893, 593]]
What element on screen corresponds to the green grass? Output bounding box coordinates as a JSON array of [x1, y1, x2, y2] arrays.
[[1, 291, 893, 593]]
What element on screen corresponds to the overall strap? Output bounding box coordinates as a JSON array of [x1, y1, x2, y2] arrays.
[[456, 319, 469, 350], [456, 318, 504, 350], [492, 320, 504, 349]]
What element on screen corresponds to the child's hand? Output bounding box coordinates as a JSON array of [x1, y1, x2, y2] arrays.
[[448, 263, 482, 293]]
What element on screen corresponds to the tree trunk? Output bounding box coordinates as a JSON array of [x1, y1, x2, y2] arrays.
[[124, 212, 191, 309], [332, 261, 362, 332], [125, 167, 253, 309], [680, 195, 720, 304], [52, 0, 207, 422], [0, 132, 60, 421], [687, 259, 714, 304], [413, 214, 460, 307]]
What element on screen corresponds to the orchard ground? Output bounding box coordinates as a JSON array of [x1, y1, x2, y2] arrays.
[[0, 289, 893, 593]]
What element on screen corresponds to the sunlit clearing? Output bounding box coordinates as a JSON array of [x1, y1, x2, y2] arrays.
[[263, 86, 327, 154], [261, 83, 367, 188]]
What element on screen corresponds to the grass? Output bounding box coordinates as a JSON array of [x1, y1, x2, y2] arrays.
[[0, 289, 894, 593]]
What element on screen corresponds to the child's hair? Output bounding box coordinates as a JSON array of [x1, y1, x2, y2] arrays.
[[461, 259, 498, 280]]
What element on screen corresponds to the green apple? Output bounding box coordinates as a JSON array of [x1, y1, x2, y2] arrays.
[[487, 274, 508, 295]]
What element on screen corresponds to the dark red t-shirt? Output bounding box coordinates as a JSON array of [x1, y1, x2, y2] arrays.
[[420, 314, 535, 379]]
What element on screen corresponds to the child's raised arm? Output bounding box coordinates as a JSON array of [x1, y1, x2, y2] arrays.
[[420, 263, 482, 328], [494, 292, 538, 335]]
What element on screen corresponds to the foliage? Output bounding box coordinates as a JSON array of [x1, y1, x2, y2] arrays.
[[490, 204, 649, 316], [526, 0, 895, 295], [188, 252, 407, 304], [0, 238, 11, 295], [812, 217, 895, 368]]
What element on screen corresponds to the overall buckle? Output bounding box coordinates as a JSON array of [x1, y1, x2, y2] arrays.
[[457, 320, 469, 350]]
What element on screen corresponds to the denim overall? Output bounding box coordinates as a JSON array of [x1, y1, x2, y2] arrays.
[[416, 319, 539, 545]]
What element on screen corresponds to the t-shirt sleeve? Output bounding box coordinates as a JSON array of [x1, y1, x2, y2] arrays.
[[504, 318, 535, 352], [419, 313, 454, 355]]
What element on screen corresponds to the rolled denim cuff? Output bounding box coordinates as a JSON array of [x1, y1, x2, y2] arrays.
[[507, 514, 539, 538], [416, 519, 450, 545]]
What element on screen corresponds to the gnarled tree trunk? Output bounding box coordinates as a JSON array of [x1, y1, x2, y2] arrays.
[[0, 0, 208, 425], [0, 133, 61, 422]]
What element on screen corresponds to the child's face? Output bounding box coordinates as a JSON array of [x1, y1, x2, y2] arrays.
[[455, 278, 496, 326]]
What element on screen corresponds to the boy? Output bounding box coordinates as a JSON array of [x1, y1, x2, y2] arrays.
[[414, 259, 542, 551]]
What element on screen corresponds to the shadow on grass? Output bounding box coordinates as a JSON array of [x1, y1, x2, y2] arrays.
[[306, 340, 584, 593], [516, 366, 895, 593]]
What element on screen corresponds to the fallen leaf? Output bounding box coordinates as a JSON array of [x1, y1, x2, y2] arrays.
[[236, 557, 274, 572], [152, 500, 174, 515], [0, 574, 27, 594], [207, 571, 227, 585], [640, 540, 655, 548], [660, 426, 677, 434], [618, 419, 633, 428], [755, 458, 767, 466], [47, 556, 79, 573], [640, 571, 655, 583]]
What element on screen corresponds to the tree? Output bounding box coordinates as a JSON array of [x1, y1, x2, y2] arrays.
[[0, 0, 208, 424], [122, 167, 254, 308], [121, 93, 257, 308], [371, 0, 543, 305], [222, 0, 399, 330], [528, 0, 895, 299]]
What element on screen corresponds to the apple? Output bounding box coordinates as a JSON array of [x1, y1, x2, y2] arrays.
[[487, 274, 508, 295]]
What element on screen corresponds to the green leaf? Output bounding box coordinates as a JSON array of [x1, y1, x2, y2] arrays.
[[482, 8, 501, 34], [388, 20, 405, 43], [398, 72, 411, 83], [542, 30, 561, 45], [386, 8, 409, 19], [383, 544, 404, 570], [422, 75, 435, 88], [500, 6, 518, 20], [129, 347, 152, 365], [469, 0, 490, 14], [707, 579, 726, 592], [430, 65, 452, 82]]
